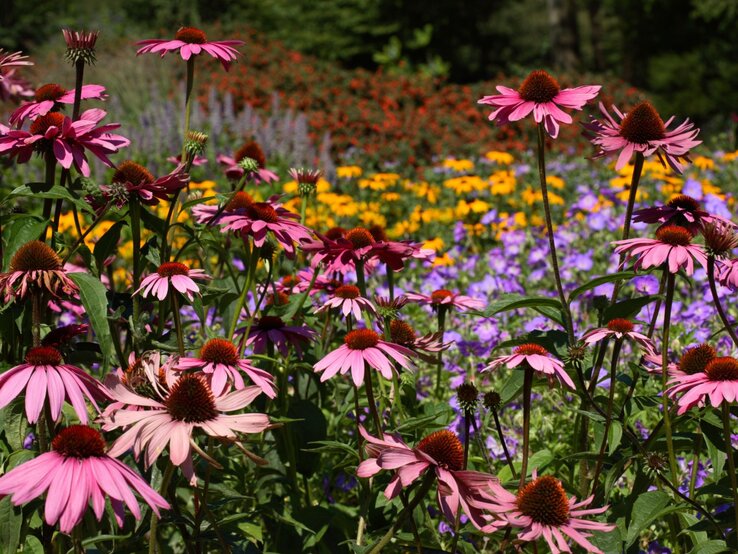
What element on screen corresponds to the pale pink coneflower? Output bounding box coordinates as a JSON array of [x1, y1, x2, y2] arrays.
[[480, 471, 615, 553], [405, 288, 485, 312], [245, 316, 317, 358], [136, 262, 210, 302], [9, 83, 107, 126], [582, 318, 655, 354], [612, 225, 707, 276], [314, 284, 377, 320], [313, 328, 414, 386], [667, 356, 738, 414], [104, 373, 271, 484], [585, 100, 700, 174], [478, 70, 600, 139], [174, 338, 276, 398], [136, 27, 244, 70], [0, 240, 78, 301], [717, 258, 738, 290], [483, 343, 575, 390], [0, 346, 110, 424], [357, 426, 499, 531], [0, 424, 168, 533]]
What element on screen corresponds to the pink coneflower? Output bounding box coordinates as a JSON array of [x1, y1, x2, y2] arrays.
[[136, 27, 244, 70], [216, 140, 278, 183], [245, 316, 317, 357], [0, 49, 32, 71], [481, 471, 614, 553], [102, 160, 189, 207], [357, 427, 498, 531], [0, 346, 109, 424], [661, 343, 716, 380], [633, 195, 732, 235], [0, 425, 168, 533], [613, 225, 707, 275], [41, 323, 89, 348], [218, 199, 313, 258], [483, 343, 575, 389], [405, 289, 485, 312], [313, 328, 414, 386], [191, 190, 257, 225], [582, 318, 655, 354], [667, 356, 738, 414], [175, 338, 276, 398], [0, 108, 129, 176], [136, 262, 210, 302], [387, 319, 451, 363], [0, 240, 79, 301], [585, 101, 701, 173], [717, 258, 738, 290], [104, 373, 271, 484], [478, 70, 600, 139], [0, 69, 34, 102], [289, 167, 322, 196], [9, 83, 107, 126], [62, 29, 99, 65], [314, 284, 377, 320]]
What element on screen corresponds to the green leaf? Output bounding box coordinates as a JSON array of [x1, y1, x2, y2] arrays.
[[499, 370, 525, 404], [608, 421, 623, 456], [0, 497, 21, 554], [2, 216, 47, 270], [568, 272, 636, 302], [93, 220, 126, 273], [477, 294, 563, 318], [23, 535, 44, 554], [625, 490, 670, 547], [604, 295, 660, 323], [5, 184, 93, 214], [688, 540, 731, 554], [68, 273, 114, 370]]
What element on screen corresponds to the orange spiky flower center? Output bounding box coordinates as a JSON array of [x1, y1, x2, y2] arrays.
[[11, 240, 63, 271], [369, 225, 388, 242], [389, 319, 416, 346], [705, 357, 738, 381], [165, 374, 218, 422], [430, 289, 454, 304], [518, 70, 560, 103], [29, 112, 65, 136], [234, 141, 266, 169], [516, 475, 571, 525], [679, 344, 716, 375], [25, 346, 63, 366], [224, 191, 255, 212], [267, 291, 290, 306], [157, 262, 189, 277], [245, 203, 278, 223], [325, 227, 347, 240], [655, 225, 693, 246], [606, 318, 634, 334], [112, 161, 154, 185], [174, 27, 207, 44], [34, 83, 66, 102], [344, 329, 380, 350], [514, 343, 548, 356], [417, 430, 464, 471], [346, 228, 375, 249], [620, 101, 666, 144], [334, 285, 360, 299], [200, 338, 239, 366], [52, 425, 106, 458]]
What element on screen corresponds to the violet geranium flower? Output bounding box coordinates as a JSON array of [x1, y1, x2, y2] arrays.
[[585, 101, 701, 174], [0, 425, 168, 533], [136, 27, 244, 71], [136, 262, 210, 302], [9, 82, 107, 127], [483, 343, 575, 389], [478, 69, 600, 138], [612, 225, 707, 276]]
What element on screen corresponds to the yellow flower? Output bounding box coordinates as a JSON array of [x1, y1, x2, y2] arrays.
[[410, 181, 439, 204], [57, 211, 82, 235], [444, 176, 487, 195], [484, 151, 514, 165], [337, 166, 362, 179], [284, 177, 331, 195], [546, 175, 565, 190], [489, 170, 516, 195], [381, 192, 401, 202], [693, 156, 714, 170], [442, 158, 474, 172], [422, 237, 444, 251], [469, 199, 490, 213], [722, 150, 738, 162], [433, 252, 455, 267], [190, 180, 217, 191]]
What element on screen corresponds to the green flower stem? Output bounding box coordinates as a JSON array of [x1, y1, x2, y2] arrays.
[[661, 272, 679, 484], [364, 367, 383, 439], [450, 412, 472, 553], [61, 201, 113, 264], [181, 58, 195, 161], [300, 194, 308, 226], [707, 255, 738, 347], [519, 366, 534, 490], [535, 123, 574, 344], [721, 403, 738, 543], [130, 198, 142, 353], [149, 462, 175, 554], [688, 428, 702, 499], [433, 306, 448, 399], [41, 150, 57, 242], [171, 293, 185, 355], [490, 406, 516, 478], [31, 289, 42, 348], [227, 242, 253, 339], [386, 263, 395, 301]]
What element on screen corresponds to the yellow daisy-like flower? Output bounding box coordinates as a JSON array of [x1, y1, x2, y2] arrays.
[[489, 170, 516, 196], [432, 252, 455, 267], [422, 237, 444, 252], [442, 158, 474, 172], [546, 175, 565, 190], [722, 151, 738, 163], [444, 176, 487, 195], [484, 150, 514, 165], [284, 177, 331, 195], [692, 156, 714, 170], [337, 166, 362, 179]]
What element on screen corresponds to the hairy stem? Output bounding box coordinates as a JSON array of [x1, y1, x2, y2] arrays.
[[661, 272, 679, 483], [519, 366, 533, 490], [707, 255, 738, 347]]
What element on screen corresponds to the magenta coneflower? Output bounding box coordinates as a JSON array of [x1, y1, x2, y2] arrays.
[[0, 425, 168, 533], [175, 338, 276, 398], [313, 328, 414, 386], [585, 101, 701, 173], [245, 316, 317, 357], [136, 262, 210, 302], [0, 346, 109, 424], [0, 241, 78, 301], [481, 471, 614, 553], [104, 373, 271, 484], [612, 225, 707, 275], [314, 284, 377, 320], [483, 343, 575, 389], [633, 195, 731, 235], [0, 108, 129, 176], [0, 49, 32, 71], [667, 356, 738, 414], [717, 258, 738, 290], [102, 160, 189, 207], [405, 288, 485, 312], [478, 70, 600, 139], [136, 27, 244, 70], [191, 190, 256, 225], [357, 427, 498, 531], [9, 82, 107, 126], [216, 140, 278, 183], [582, 318, 655, 354], [387, 319, 451, 363]]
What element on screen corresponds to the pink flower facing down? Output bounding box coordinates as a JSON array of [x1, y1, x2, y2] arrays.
[[613, 225, 707, 276], [314, 284, 377, 320], [388, 319, 451, 364], [0, 50, 34, 102], [481, 471, 614, 553], [405, 288, 486, 313], [314, 328, 414, 386], [483, 343, 575, 390], [136, 27, 244, 70], [0, 425, 168, 534], [175, 338, 276, 398], [667, 356, 738, 414], [0, 346, 110, 424], [216, 140, 279, 183], [245, 316, 317, 358], [478, 70, 600, 139], [717, 258, 738, 290], [633, 195, 733, 235], [0, 240, 79, 301], [104, 373, 271, 484], [137, 262, 210, 302], [102, 160, 189, 207], [0, 109, 129, 176], [357, 427, 499, 531], [585, 101, 701, 174], [10, 83, 107, 127], [582, 318, 655, 354]]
